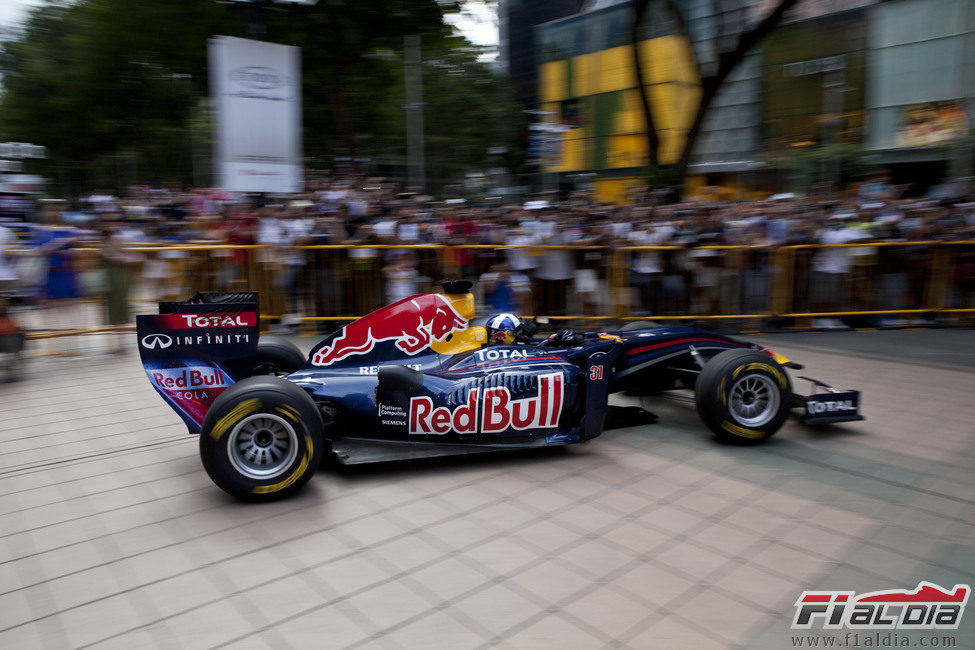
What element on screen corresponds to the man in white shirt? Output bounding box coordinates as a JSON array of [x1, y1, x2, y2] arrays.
[[628, 219, 672, 316], [505, 226, 538, 285], [280, 205, 314, 316], [533, 210, 574, 316], [0, 224, 19, 292], [811, 215, 864, 329]]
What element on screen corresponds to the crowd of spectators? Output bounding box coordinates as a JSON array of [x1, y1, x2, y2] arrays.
[[1, 175, 974, 350]]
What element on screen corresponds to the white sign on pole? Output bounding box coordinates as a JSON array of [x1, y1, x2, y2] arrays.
[[209, 36, 302, 193]]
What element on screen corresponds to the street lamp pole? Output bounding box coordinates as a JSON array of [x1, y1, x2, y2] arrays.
[[404, 35, 426, 192]]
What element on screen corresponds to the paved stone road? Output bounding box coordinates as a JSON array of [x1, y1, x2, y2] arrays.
[[1, 334, 973, 649]]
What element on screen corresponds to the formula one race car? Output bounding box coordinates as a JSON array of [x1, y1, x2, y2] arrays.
[[137, 283, 863, 501]]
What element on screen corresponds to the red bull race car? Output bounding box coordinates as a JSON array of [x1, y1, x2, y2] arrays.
[[137, 282, 863, 501]]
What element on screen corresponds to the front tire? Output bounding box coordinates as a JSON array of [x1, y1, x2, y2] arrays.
[[694, 349, 791, 444], [200, 376, 324, 501]]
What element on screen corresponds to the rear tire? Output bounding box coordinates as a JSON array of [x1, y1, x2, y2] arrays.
[[620, 321, 654, 331], [694, 349, 791, 444], [253, 336, 305, 376], [200, 376, 323, 501]]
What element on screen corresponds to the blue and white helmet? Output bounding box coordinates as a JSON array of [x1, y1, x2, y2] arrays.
[[485, 313, 521, 337]]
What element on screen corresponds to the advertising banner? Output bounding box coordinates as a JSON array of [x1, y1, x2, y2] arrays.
[[209, 36, 302, 193], [895, 100, 969, 148]]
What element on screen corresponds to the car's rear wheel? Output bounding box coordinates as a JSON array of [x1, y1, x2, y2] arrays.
[[620, 320, 655, 331], [200, 376, 323, 501], [252, 336, 305, 376], [694, 349, 792, 444]]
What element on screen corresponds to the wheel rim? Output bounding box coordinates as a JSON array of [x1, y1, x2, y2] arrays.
[[227, 413, 299, 480], [729, 373, 780, 427]]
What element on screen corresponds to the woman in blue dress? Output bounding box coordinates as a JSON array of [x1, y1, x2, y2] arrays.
[[30, 221, 81, 301], [25, 203, 84, 353]]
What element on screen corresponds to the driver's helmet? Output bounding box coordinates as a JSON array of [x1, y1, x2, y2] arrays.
[[485, 313, 521, 344]]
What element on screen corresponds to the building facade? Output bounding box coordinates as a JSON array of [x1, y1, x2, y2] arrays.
[[535, 0, 699, 201], [865, 0, 974, 189], [499, 0, 586, 109], [530, 0, 974, 201]]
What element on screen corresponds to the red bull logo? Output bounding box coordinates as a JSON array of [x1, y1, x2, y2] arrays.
[[145, 365, 233, 426], [150, 367, 230, 390], [312, 294, 469, 366], [408, 373, 564, 435]]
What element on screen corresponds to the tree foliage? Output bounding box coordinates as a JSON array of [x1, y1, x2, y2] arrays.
[[0, 0, 522, 194]]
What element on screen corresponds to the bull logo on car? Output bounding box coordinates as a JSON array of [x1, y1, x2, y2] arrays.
[[312, 294, 468, 366], [141, 334, 173, 349]]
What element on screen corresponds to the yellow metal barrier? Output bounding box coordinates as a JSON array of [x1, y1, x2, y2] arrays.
[[6, 241, 975, 342]]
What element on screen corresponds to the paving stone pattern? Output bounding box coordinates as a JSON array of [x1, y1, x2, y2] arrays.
[[0, 338, 973, 649]]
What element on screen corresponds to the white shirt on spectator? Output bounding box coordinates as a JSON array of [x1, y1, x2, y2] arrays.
[[373, 219, 397, 240], [281, 218, 313, 265], [506, 232, 537, 272], [385, 266, 418, 303], [0, 225, 18, 282], [535, 228, 573, 281], [347, 198, 369, 217], [397, 222, 420, 243], [257, 217, 285, 264], [813, 226, 863, 274], [610, 221, 633, 239], [629, 226, 670, 274]]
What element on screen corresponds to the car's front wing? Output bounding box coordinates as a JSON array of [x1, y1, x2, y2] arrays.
[[793, 376, 864, 425]]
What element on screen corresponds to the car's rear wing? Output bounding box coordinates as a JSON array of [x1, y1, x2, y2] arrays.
[[137, 293, 259, 433]]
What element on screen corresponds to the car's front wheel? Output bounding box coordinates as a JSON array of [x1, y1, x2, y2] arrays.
[[694, 349, 792, 444], [200, 376, 324, 501]]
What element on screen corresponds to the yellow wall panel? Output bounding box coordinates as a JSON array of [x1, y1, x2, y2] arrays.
[[570, 136, 588, 171], [638, 36, 696, 87], [537, 33, 700, 180], [599, 66, 626, 94], [540, 62, 565, 103], [608, 134, 645, 169], [573, 53, 589, 97], [594, 178, 640, 204], [620, 49, 639, 88], [657, 128, 687, 165], [601, 46, 629, 74], [599, 46, 631, 93], [617, 91, 643, 133], [648, 83, 677, 131]]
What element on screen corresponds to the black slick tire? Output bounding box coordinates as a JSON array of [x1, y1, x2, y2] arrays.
[[620, 321, 654, 331], [694, 349, 792, 444], [199, 376, 324, 501], [253, 336, 305, 376]]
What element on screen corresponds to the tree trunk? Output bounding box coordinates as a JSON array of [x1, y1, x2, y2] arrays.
[[328, 79, 359, 166], [630, 0, 658, 171], [672, 0, 802, 192]]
